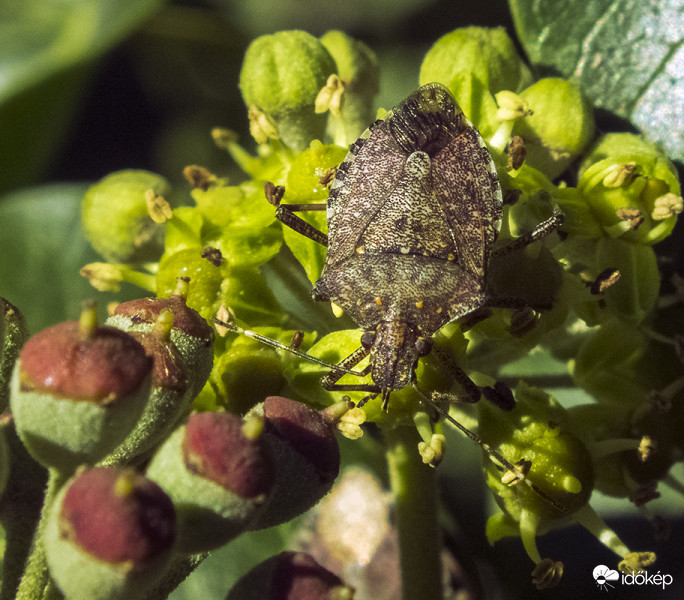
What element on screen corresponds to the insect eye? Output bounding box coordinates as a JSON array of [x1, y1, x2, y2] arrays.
[[360, 331, 376, 349], [415, 337, 432, 357]]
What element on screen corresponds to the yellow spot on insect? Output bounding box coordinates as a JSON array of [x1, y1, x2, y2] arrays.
[[356, 246, 365, 254], [447, 253, 455, 261], [436, 307, 443, 314], [374, 297, 383, 306], [331, 302, 344, 318], [415, 300, 424, 309]]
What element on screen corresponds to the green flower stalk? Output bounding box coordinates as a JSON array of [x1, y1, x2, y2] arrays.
[[81, 170, 172, 263], [239, 31, 337, 151]]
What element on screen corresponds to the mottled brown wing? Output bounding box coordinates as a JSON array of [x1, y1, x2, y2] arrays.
[[324, 118, 408, 266]]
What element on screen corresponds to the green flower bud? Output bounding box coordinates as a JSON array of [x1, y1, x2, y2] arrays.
[[146, 412, 273, 553], [319, 30, 380, 146], [10, 307, 152, 472], [553, 185, 604, 238], [101, 293, 214, 466], [511, 78, 595, 179], [420, 27, 533, 96], [239, 31, 337, 151], [1, 297, 28, 412], [578, 133, 682, 244], [247, 396, 341, 529], [45, 467, 175, 600], [82, 170, 171, 263], [226, 551, 353, 600]]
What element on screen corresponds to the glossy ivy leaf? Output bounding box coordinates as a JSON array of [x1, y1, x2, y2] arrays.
[[0, 0, 163, 193], [510, 0, 684, 161]]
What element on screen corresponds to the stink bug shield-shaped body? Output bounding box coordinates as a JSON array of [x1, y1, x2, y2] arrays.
[[256, 82, 562, 410], [312, 83, 502, 403]]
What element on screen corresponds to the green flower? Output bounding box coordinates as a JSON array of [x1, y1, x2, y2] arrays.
[[578, 133, 682, 244]]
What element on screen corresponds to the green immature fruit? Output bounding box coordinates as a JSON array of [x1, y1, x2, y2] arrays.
[[82, 170, 171, 263], [247, 396, 341, 530], [226, 551, 353, 600], [10, 312, 152, 472], [512, 78, 595, 179], [102, 294, 214, 466], [239, 31, 337, 151], [1, 297, 28, 412], [146, 411, 273, 553], [45, 467, 176, 600]]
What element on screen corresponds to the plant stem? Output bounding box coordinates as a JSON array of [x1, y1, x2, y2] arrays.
[[385, 425, 442, 600], [15, 468, 70, 600]]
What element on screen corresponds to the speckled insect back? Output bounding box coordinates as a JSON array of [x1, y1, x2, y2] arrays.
[[313, 83, 503, 397], [223, 82, 562, 413]]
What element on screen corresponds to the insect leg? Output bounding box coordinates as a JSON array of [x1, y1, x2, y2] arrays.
[[320, 346, 373, 390], [430, 341, 515, 410], [491, 205, 564, 259], [413, 384, 568, 515], [429, 343, 481, 404], [264, 181, 328, 246]]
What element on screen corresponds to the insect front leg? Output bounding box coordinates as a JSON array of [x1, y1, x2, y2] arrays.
[[491, 205, 564, 259], [264, 181, 328, 246], [430, 341, 515, 411]]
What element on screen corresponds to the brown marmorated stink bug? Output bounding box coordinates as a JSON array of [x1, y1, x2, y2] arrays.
[[224, 83, 562, 402], [215, 82, 566, 506]]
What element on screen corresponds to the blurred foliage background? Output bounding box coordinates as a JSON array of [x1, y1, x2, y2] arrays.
[[1, 0, 683, 598]]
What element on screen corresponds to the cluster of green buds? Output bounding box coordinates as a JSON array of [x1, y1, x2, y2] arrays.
[[65, 25, 683, 593]]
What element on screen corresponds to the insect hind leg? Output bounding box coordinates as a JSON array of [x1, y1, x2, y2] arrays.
[[430, 342, 515, 410]]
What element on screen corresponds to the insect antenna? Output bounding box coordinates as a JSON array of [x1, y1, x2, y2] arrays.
[[413, 384, 569, 515], [213, 316, 368, 378]]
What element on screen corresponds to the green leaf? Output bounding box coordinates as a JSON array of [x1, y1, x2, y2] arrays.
[[510, 0, 684, 161], [0, 0, 164, 192], [0, 184, 126, 333]]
